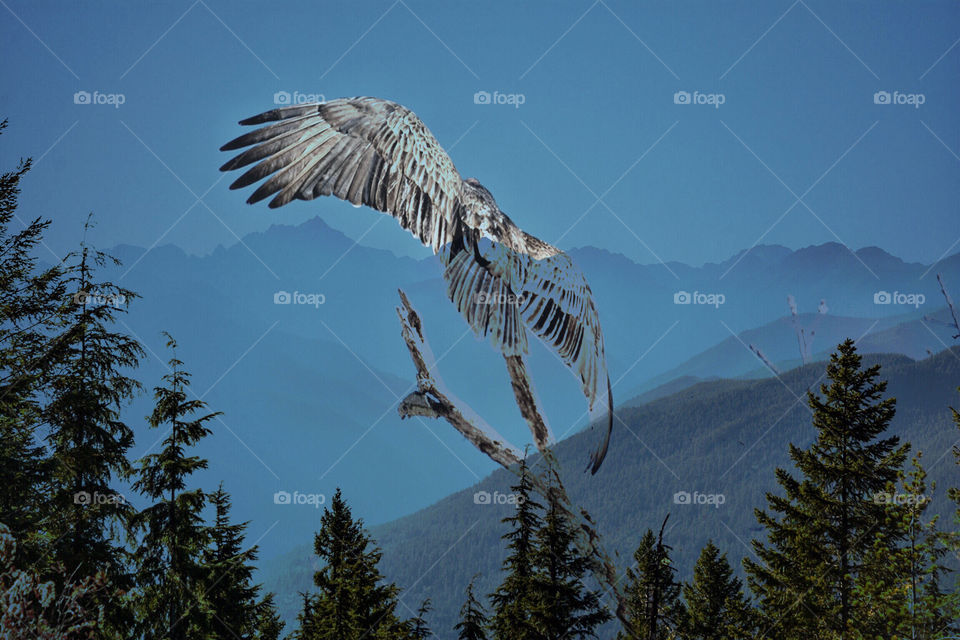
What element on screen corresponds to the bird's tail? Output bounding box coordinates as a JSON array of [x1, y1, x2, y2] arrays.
[[586, 374, 613, 474]]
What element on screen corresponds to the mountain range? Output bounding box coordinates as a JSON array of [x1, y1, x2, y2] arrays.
[[90, 215, 958, 574]]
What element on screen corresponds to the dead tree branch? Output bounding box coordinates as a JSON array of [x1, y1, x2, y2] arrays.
[[395, 289, 628, 623]]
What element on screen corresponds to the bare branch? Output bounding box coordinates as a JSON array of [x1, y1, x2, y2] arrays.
[[394, 289, 628, 624]]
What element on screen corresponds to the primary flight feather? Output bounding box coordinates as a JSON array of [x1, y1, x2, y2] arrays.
[[220, 97, 613, 473]]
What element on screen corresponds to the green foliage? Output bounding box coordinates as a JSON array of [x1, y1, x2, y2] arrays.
[[529, 478, 611, 639], [852, 454, 959, 639], [41, 223, 144, 638], [489, 457, 543, 640], [253, 592, 285, 640], [619, 520, 684, 640], [744, 339, 910, 638], [203, 483, 271, 639], [131, 335, 219, 640], [292, 488, 408, 640], [409, 598, 433, 640], [455, 575, 489, 640], [0, 522, 108, 640], [0, 121, 69, 569], [678, 541, 754, 640]]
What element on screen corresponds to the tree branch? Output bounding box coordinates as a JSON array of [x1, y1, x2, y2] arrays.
[[394, 289, 628, 624]]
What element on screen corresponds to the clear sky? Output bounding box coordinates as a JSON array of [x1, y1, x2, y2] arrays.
[[1, 0, 958, 267]]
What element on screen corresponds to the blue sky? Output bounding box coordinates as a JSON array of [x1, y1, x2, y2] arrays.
[[1, 0, 958, 268]]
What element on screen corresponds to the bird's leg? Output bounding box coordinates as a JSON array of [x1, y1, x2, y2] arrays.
[[472, 232, 491, 269]]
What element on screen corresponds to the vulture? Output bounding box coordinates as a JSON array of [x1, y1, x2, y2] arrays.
[[219, 97, 613, 474]]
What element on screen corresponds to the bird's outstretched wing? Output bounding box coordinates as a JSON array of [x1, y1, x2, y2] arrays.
[[221, 97, 614, 472], [220, 98, 465, 253], [517, 247, 613, 473]]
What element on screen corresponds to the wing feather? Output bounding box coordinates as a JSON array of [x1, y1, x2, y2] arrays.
[[220, 97, 465, 252]]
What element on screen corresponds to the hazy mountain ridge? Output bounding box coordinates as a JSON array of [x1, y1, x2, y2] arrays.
[[263, 348, 960, 637], [95, 216, 958, 566]]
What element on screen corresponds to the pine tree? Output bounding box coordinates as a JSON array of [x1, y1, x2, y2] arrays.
[[253, 592, 285, 640], [131, 334, 219, 640], [409, 598, 433, 639], [203, 483, 266, 639], [853, 454, 959, 639], [293, 488, 406, 640], [0, 122, 69, 568], [744, 339, 909, 639], [0, 522, 108, 638], [42, 224, 143, 638], [618, 518, 684, 640], [455, 575, 489, 640], [680, 541, 754, 640], [489, 457, 543, 640], [530, 479, 611, 639]]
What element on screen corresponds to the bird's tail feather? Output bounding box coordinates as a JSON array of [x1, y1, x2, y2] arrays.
[[586, 374, 613, 474]]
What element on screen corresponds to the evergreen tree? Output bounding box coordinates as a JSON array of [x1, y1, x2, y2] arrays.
[[530, 480, 611, 639], [853, 455, 959, 639], [42, 224, 143, 638], [489, 457, 543, 640], [455, 575, 489, 640], [744, 339, 909, 639], [203, 483, 265, 639], [0, 122, 69, 568], [680, 541, 754, 640], [0, 522, 107, 639], [131, 334, 219, 640], [253, 592, 285, 640], [293, 488, 406, 640], [618, 517, 684, 640], [409, 598, 433, 639]]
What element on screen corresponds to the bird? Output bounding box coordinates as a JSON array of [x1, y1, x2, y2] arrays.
[[219, 97, 613, 473]]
